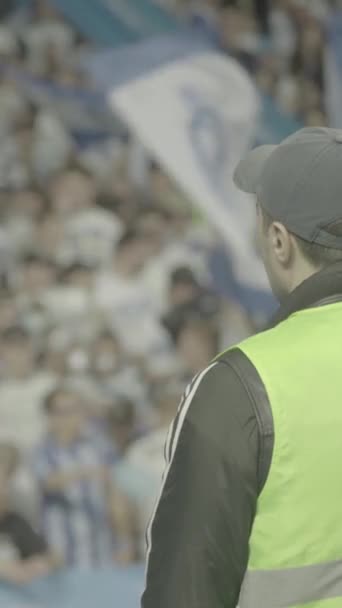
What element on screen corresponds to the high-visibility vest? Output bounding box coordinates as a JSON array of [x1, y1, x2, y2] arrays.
[[236, 303, 342, 608]]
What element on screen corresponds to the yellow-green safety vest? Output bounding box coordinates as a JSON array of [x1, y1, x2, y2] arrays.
[[235, 302, 342, 608]]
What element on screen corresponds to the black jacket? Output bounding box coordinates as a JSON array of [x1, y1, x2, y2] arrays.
[[141, 263, 342, 608]]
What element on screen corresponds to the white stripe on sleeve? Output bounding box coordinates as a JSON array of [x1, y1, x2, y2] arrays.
[[144, 362, 218, 578]]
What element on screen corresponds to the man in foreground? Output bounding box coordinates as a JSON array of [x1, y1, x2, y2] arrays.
[[142, 127, 342, 607]]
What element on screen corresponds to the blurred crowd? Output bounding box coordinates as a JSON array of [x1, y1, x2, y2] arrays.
[[0, 0, 256, 584], [160, 0, 338, 127], [0, 0, 338, 587]]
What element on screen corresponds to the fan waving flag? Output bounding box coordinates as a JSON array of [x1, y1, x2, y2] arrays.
[[88, 32, 269, 292]]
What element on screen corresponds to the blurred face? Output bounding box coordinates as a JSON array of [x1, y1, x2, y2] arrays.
[[0, 447, 18, 507], [48, 392, 85, 442], [108, 405, 135, 452], [305, 109, 327, 127], [221, 8, 256, 50], [255, 68, 277, 96], [65, 268, 94, 290], [92, 337, 120, 376], [170, 282, 198, 307], [36, 213, 64, 255], [300, 25, 323, 56], [0, 298, 17, 332], [1, 339, 35, 379], [34, 0, 59, 19], [137, 213, 170, 255], [109, 420, 133, 452], [49, 171, 96, 216], [22, 260, 55, 293], [117, 239, 151, 275], [177, 323, 216, 374], [0, 466, 11, 508], [300, 80, 322, 113], [12, 190, 46, 219]]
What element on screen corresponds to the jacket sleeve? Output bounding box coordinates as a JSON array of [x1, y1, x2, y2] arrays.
[[141, 358, 261, 608]]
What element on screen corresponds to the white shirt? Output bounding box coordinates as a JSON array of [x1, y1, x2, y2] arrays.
[[114, 428, 169, 550], [0, 372, 56, 450], [94, 271, 168, 357], [143, 240, 208, 313], [64, 208, 123, 267]]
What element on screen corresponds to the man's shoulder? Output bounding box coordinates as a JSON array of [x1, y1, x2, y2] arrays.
[[180, 356, 258, 433], [189, 349, 274, 440], [217, 323, 282, 366]]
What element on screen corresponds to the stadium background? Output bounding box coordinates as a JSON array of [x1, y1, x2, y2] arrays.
[[0, 0, 340, 606]]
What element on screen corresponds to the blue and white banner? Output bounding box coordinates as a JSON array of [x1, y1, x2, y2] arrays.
[[1, 64, 121, 140], [104, 34, 269, 290], [19, 0, 178, 47]]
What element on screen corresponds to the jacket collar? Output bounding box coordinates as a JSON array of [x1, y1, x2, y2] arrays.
[[268, 262, 342, 328]]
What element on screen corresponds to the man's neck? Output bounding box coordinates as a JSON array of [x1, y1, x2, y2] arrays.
[[289, 262, 320, 295]]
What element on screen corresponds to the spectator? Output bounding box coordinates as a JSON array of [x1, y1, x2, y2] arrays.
[[33, 387, 115, 567], [14, 254, 56, 299], [107, 398, 139, 458], [0, 291, 18, 333], [112, 381, 182, 551], [175, 317, 219, 378], [162, 269, 221, 351], [94, 229, 169, 358], [139, 207, 207, 311], [39, 262, 98, 340], [12, 255, 57, 336], [0, 326, 55, 449], [187, 0, 222, 44], [50, 167, 124, 267], [167, 266, 220, 313], [107, 398, 152, 557], [168, 266, 201, 308], [0, 442, 61, 585], [4, 187, 47, 254], [48, 166, 97, 219], [33, 210, 65, 262], [59, 262, 95, 291], [292, 21, 325, 91], [22, 0, 75, 76], [90, 331, 151, 425], [220, 6, 260, 73]]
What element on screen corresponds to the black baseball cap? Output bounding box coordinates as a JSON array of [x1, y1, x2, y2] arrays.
[[234, 127, 342, 249]]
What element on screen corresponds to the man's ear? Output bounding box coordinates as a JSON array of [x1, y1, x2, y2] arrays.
[[269, 222, 292, 266]]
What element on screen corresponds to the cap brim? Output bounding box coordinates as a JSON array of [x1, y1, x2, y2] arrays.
[[233, 145, 276, 194]]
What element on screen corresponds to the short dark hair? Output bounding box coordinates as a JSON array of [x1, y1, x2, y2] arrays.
[[170, 266, 198, 288], [21, 253, 56, 270], [94, 329, 120, 345], [107, 398, 135, 427], [59, 262, 94, 283], [2, 326, 30, 344], [116, 229, 144, 252], [56, 163, 93, 181], [261, 207, 342, 267]]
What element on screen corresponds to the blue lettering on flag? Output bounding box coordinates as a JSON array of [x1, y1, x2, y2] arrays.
[[181, 85, 230, 204]]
